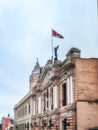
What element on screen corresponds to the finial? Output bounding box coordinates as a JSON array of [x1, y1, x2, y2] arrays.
[[37, 58, 38, 63], [36, 58, 39, 66]]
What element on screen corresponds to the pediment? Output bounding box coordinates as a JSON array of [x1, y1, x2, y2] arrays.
[[40, 67, 52, 85], [40, 60, 53, 85]]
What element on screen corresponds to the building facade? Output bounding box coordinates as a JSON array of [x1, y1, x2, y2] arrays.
[[2, 115, 14, 130], [14, 48, 98, 130]]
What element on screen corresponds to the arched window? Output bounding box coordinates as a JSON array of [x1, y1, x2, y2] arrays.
[[62, 118, 67, 130]]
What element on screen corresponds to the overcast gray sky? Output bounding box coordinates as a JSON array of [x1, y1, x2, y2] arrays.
[[0, 0, 98, 119]]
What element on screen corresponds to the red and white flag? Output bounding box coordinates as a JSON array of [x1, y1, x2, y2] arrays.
[[52, 29, 64, 39]]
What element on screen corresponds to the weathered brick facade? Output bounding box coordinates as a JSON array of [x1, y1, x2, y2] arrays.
[[14, 48, 98, 130]]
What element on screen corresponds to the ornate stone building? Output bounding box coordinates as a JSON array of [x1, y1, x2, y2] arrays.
[[14, 48, 98, 130]]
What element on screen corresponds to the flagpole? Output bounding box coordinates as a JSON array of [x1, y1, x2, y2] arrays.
[[97, 0, 98, 19], [51, 28, 53, 63]]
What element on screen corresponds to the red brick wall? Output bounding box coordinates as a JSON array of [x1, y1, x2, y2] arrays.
[[74, 58, 98, 130], [74, 58, 98, 101], [77, 102, 98, 130]]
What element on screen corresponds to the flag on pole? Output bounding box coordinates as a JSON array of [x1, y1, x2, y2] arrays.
[[52, 29, 64, 39], [97, 0, 98, 18]]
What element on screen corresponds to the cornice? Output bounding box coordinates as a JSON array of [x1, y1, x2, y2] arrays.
[[14, 90, 34, 109]]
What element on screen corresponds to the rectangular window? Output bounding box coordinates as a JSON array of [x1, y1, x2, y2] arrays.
[[51, 88, 53, 109], [44, 93, 46, 111], [28, 102, 31, 114], [62, 83, 67, 106], [25, 105, 27, 115]]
